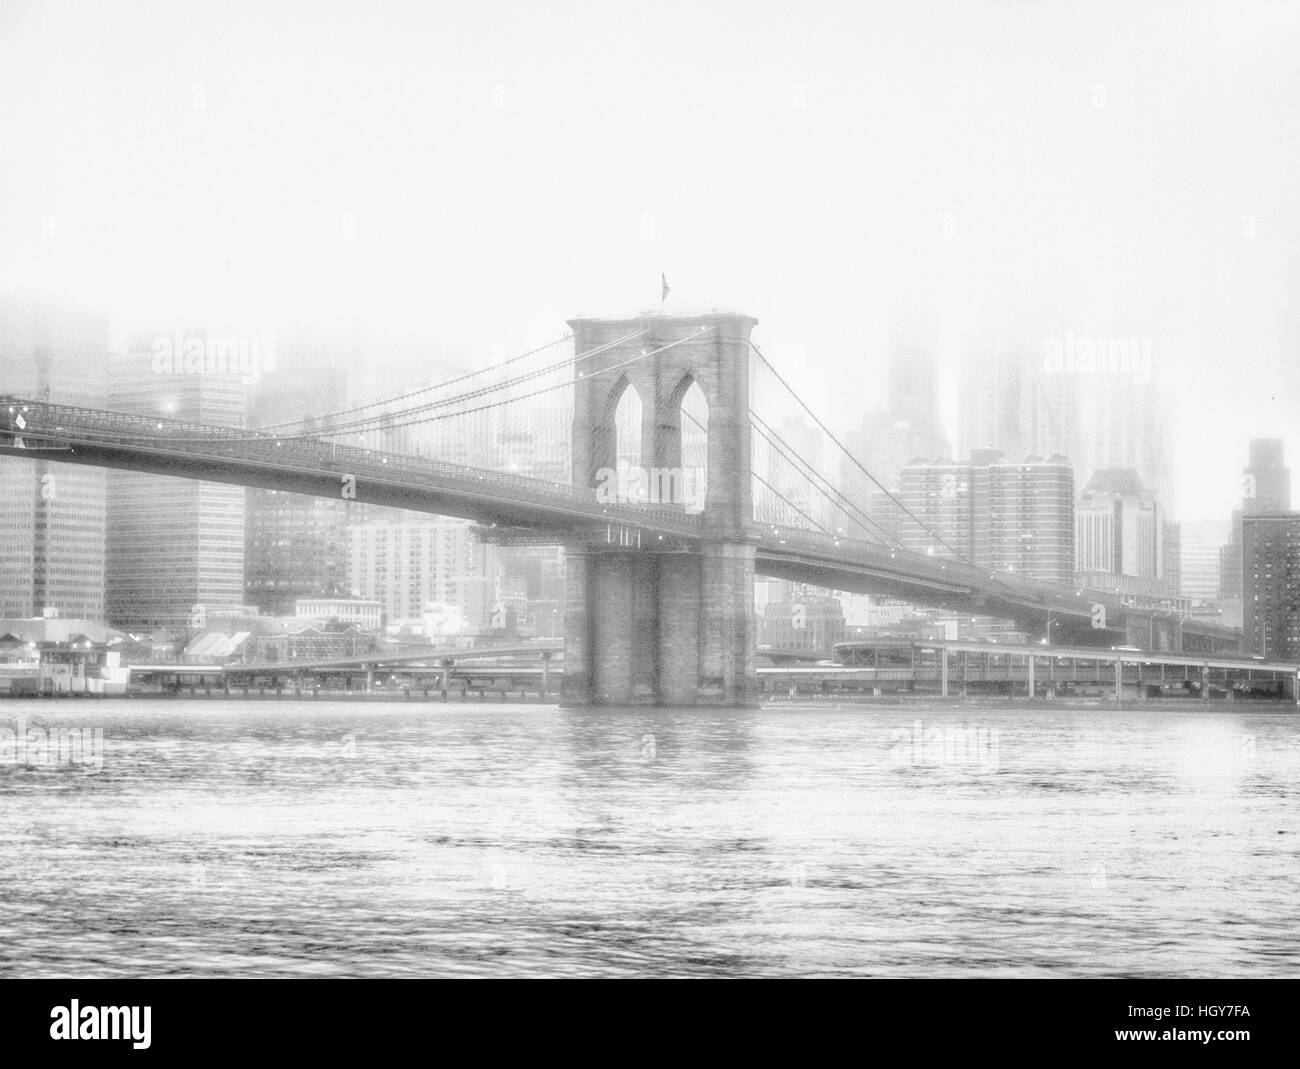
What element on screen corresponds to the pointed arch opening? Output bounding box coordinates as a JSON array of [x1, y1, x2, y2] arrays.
[[597, 379, 643, 503], [677, 378, 709, 514], [613, 381, 643, 470]]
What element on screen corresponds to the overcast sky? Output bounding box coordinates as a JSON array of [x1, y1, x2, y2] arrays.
[[2, 0, 1297, 522]]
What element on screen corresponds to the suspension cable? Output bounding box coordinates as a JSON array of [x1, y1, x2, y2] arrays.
[[749, 410, 907, 548], [256, 331, 576, 431], [91, 329, 663, 445], [749, 340, 970, 559], [752, 470, 833, 534], [280, 329, 649, 438]]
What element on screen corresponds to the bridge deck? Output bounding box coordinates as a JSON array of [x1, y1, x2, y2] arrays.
[[0, 397, 1234, 646]]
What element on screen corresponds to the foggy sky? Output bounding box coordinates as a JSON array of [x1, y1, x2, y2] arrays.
[[2, 0, 1297, 522]]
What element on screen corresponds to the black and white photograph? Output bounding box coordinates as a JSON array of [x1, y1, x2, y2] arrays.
[[0, 0, 1296, 1046]]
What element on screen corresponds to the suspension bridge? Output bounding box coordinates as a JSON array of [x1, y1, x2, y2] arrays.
[[0, 309, 1229, 705]]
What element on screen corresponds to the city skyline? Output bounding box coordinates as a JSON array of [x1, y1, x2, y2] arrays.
[[3, 1, 1298, 525]]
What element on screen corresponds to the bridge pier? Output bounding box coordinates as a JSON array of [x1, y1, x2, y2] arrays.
[[561, 542, 757, 707]]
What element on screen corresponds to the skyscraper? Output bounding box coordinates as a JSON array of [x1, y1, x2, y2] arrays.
[[987, 334, 1174, 516], [0, 293, 109, 620], [1019, 354, 1082, 474], [844, 330, 951, 510], [1075, 469, 1172, 599], [1179, 519, 1227, 604], [896, 456, 985, 563], [1076, 363, 1173, 519], [1242, 439, 1291, 514], [1221, 439, 1292, 602], [958, 344, 1026, 460], [105, 331, 249, 630], [244, 329, 357, 615], [887, 340, 951, 467]]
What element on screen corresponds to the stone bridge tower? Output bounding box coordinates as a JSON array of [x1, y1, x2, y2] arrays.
[[562, 311, 758, 706]]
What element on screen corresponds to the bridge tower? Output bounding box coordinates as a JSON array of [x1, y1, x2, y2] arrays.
[[562, 311, 759, 706]]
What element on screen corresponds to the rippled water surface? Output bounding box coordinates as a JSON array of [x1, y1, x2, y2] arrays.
[[1, 699, 1297, 977]]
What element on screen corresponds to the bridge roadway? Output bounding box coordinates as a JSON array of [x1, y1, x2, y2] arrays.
[[0, 398, 1222, 646]]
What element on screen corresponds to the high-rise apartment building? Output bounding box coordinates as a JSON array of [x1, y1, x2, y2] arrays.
[[895, 454, 988, 564], [1242, 513, 1300, 659], [0, 293, 109, 620], [347, 518, 499, 629], [105, 331, 248, 630], [989, 456, 1076, 586], [897, 450, 1075, 585]]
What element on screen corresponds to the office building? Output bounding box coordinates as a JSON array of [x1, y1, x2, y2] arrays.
[[244, 329, 356, 615], [1075, 469, 1173, 600], [496, 545, 566, 639], [958, 344, 1026, 460], [1221, 439, 1292, 601], [1242, 438, 1291, 513], [105, 331, 248, 630], [759, 594, 847, 655], [0, 293, 109, 620], [1179, 519, 1228, 603]]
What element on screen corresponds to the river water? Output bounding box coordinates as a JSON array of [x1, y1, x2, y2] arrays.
[[0, 699, 1296, 977]]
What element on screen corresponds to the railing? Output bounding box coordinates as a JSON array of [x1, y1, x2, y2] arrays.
[[2, 399, 704, 538], [755, 524, 1156, 618]]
